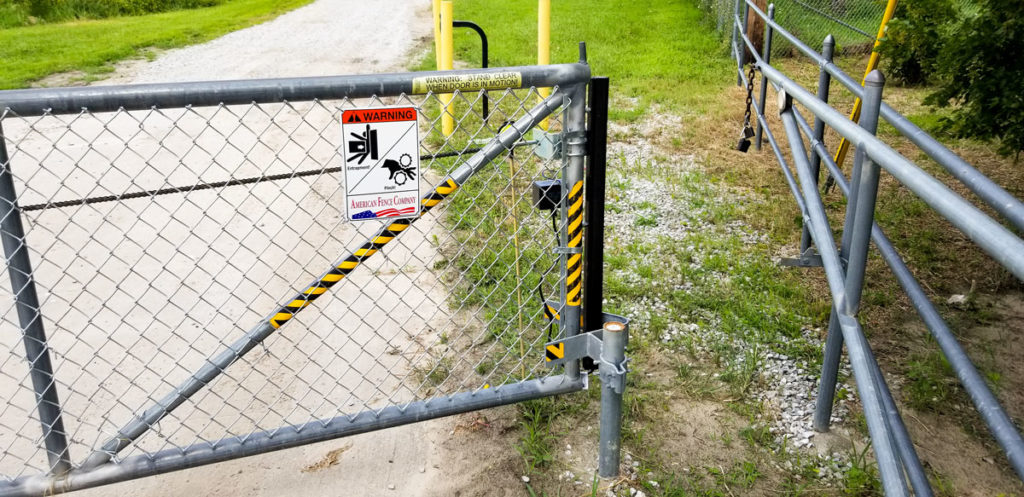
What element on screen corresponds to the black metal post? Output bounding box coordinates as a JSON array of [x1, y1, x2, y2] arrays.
[[0, 122, 71, 474], [584, 77, 608, 335], [453, 20, 489, 120]]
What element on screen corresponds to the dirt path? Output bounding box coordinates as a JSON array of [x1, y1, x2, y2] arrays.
[[0, 2, 502, 496]]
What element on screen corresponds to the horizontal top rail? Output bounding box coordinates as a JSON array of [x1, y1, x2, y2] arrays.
[[741, 0, 1024, 233], [0, 63, 590, 117]]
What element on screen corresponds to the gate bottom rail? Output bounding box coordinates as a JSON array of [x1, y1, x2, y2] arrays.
[[0, 375, 584, 497]]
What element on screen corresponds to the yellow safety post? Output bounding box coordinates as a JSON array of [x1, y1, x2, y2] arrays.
[[509, 154, 526, 379], [441, 0, 454, 137], [432, 0, 442, 69], [833, 0, 898, 168], [538, 0, 551, 130]]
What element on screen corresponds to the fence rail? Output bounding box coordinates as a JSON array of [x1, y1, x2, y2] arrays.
[[0, 61, 628, 496], [732, 0, 1024, 494]]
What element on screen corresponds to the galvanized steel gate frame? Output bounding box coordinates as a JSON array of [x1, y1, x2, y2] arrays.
[[0, 57, 628, 496]]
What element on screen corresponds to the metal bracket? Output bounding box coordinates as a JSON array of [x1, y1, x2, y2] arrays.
[[544, 331, 603, 366], [543, 311, 629, 383], [532, 128, 562, 160], [599, 356, 629, 395], [554, 246, 584, 255], [780, 247, 824, 267]]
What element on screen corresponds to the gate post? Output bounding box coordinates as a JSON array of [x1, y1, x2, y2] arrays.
[[0, 121, 71, 474], [560, 48, 589, 381], [754, 3, 775, 151], [598, 321, 628, 478], [813, 69, 885, 432], [800, 34, 835, 255], [583, 77, 609, 334]]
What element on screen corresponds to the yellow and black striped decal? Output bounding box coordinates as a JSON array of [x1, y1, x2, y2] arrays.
[[268, 178, 460, 329], [565, 180, 584, 307], [545, 342, 565, 362], [543, 300, 583, 327], [543, 302, 560, 322]]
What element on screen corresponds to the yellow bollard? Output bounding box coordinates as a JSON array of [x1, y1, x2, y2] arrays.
[[432, 0, 442, 69], [441, 0, 454, 137], [833, 0, 898, 168], [538, 0, 551, 130]]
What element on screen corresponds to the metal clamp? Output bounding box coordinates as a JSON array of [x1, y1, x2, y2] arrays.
[[780, 247, 824, 267], [599, 356, 629, 394]]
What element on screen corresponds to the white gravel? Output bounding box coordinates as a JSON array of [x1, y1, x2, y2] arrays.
[[605, 119, 857, 486], [100, 0, 431, 85]]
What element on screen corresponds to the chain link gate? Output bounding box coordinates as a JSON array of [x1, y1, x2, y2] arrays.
[[0, 55, 628, 496]]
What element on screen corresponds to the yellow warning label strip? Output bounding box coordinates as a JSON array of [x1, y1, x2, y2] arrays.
[[268, 178, 459, 329], [412, 71, 523, 94]]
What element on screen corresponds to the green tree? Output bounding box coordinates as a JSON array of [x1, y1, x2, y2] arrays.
[[926, 0, 1024, 158], [877, 0, 958, 85]]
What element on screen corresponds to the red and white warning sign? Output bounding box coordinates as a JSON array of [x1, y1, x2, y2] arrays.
[[341, 106, 421, 221]]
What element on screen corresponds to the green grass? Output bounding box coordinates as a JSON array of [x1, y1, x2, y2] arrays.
[[417, 0, 734, 120], [0, 0, 225, 27], [420, 0, 888, 494], [0, 0, 313, 89]]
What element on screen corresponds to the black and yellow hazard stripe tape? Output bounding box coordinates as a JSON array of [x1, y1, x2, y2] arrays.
[[545, 342, 565, 362], [268, 178, 460, 329], [543, 302, 560, 322], [543, 300, 583, 327], [565, 180, 584, 307]]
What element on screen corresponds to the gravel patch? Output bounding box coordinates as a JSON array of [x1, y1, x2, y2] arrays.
[[605, 118, 859, 487]]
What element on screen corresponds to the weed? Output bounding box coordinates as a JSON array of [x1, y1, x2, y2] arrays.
[[905, 349, 956, 413], [517, 400, 558, 472], [740, 423, 773, 448], [841, 446, 882, 496]]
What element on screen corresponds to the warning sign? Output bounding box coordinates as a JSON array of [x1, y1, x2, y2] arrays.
[[341, 106, 420, 222], [411, 71, 522, 94]]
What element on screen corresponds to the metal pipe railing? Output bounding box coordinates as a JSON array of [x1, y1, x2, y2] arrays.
[[779, 101, 909, 496], [1, 375, 584, 497], [791, 105, 1024, 482], [760, 61, 1024, 281], [733, 3, 1024, 489]]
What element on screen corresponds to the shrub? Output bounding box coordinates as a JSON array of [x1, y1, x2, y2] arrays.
[[925, 0, 1024, 159], [876, 0, 958, 85]]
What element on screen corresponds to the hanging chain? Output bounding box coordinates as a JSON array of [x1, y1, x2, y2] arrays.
[[742, 65, 756, 131]]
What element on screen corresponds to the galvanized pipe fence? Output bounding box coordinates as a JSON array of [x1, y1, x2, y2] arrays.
[[0, 55, 630, 495], [732, 0, 1024, 494]]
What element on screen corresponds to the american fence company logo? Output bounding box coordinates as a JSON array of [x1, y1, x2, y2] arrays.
[[349, 194, 419, 219], [341, 106, 421, 221]]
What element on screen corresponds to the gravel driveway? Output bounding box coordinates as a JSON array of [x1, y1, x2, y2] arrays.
[[102, 0, 431, 84]]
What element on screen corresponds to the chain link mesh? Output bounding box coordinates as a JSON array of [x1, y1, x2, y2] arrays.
[[707, 0, 975, 73], [0, 87, 571, 479]]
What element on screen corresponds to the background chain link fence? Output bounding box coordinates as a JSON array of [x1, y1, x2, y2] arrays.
[[0, 86, 571, 480], [704, 0, 976, 72]]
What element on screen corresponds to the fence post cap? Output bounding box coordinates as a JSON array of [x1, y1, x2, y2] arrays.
[[865, 70, 886, 87]]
